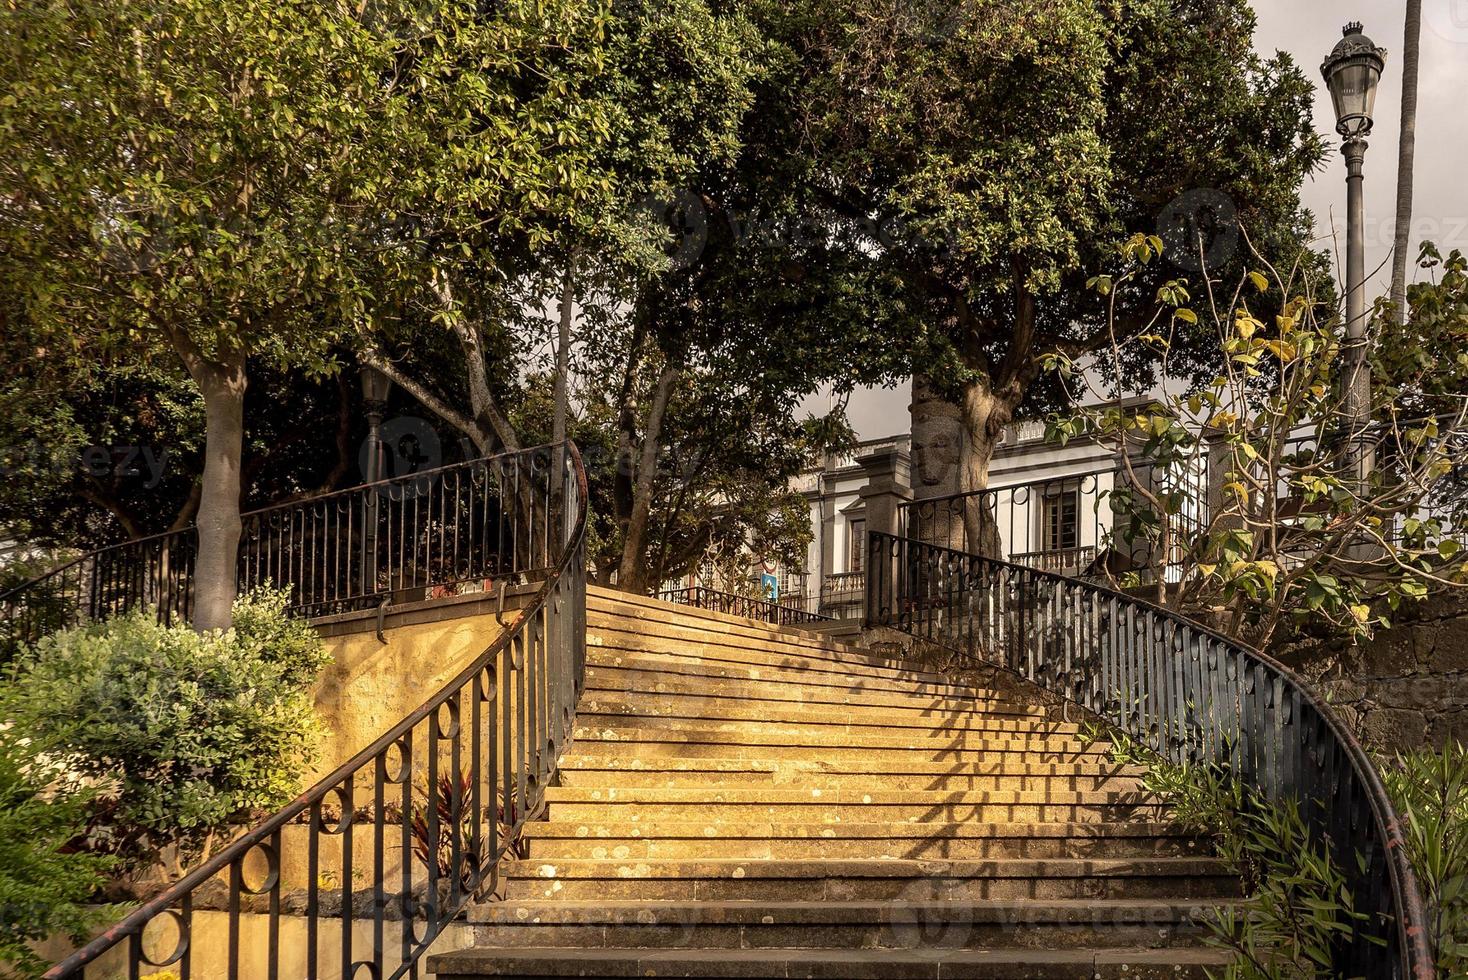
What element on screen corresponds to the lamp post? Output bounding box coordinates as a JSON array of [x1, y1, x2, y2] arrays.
[[1322, 22, 1386, 481], [360, 363, 393, 598]]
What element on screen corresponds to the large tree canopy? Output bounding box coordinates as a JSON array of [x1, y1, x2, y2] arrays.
[[740, 0, 1328, 550]]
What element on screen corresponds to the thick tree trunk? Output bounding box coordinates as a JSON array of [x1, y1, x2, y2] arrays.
[[1392, 0, 1422, 327], [190, 354, 247, 631], [958, 381, 1007, 558], [617, 364, 677, 594], [909, 374, 1005, 555]]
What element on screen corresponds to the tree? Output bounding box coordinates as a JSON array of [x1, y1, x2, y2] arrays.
[[753, 0, 1328, 553], [0, 0, 420, 628], [0, 349, 362, 550], [1391, 0, 1423, 328], [1048, 236, 1468, 648]]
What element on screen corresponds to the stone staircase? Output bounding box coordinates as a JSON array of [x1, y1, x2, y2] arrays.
[[430, 588, 1236, 979]]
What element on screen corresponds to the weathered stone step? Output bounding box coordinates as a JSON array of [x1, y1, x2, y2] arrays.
[[556, 766, 1143, 794], [582, 663, 1037, 715], [546, 797, 1167, 827], [584, 651, 1009, 695], [577, 695, 1076, 733], [466, 898, 1225, 950], [587, 646, 979, 698], [431, 945, 1231, 979], [570, 726, 1110, 761], [558, 755, 1144, 779], [574, 715, 1087, 746], [586, 598, 881, 656], [523, 820, 1206, 860], [504, 857, 1238, 902], [585, 615, 931, 680]]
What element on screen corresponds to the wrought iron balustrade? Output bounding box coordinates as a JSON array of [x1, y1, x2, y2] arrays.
[[2, 449, 566, 652], [865, 530, 1433, 980], [43, 441, 589, 980], [656, 585, 829, 626]]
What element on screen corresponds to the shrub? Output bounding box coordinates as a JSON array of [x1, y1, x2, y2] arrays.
[[0, 732, 118, 978], [1380, 743, 1468, 975], [2, 586, 330, 875], [1100, 727, 1369, 978]]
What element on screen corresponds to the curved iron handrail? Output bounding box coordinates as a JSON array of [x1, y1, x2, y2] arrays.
[[43, 442, 590, 979], [866, 530, 1433, 980]]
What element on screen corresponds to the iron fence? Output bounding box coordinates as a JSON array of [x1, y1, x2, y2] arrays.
[[2, 450, 566, 652], [865, 529, 1433, 979], [656, 585, 830, 626], [43, 442, 589, 980]]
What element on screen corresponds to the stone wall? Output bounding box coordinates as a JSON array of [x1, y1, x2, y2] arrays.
[[1292, 593, 1468, 751]]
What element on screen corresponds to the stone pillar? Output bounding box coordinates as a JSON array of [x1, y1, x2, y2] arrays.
[[857, 445, 911, 624]]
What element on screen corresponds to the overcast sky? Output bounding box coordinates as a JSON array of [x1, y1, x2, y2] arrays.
[[830, 0, 1468, 439]]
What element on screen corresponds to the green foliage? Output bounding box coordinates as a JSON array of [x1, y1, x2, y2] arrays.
[[1102, 728, 1370, 978], [1, 587, 329, 871], [1049, 243, 1468, 647], [1380, 743, 1468, 976], [0, 734, 118, 979], [742, 0, 1327, 431]]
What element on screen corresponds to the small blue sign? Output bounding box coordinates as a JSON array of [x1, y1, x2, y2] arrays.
[[760, 573, 779, 600]]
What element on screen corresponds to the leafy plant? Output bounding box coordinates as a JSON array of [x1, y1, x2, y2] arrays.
[[0, 731, 119, 978], [1380, 743, 1468, 975], [1101, 726, 1370, 977], [1, 586, 330, 880], [409, 772, 528, 890], [1047, 241, 1468, 647]]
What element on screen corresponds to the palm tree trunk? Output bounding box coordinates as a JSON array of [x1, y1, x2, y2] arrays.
[[1391, 0, 1422, 327]]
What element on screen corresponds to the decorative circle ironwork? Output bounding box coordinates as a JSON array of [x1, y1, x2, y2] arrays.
[[238, 841, 281, 896], [138, 909, 190, 968]]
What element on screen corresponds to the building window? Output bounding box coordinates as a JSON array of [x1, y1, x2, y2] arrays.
[[1041, 490, 1079, 553], [848, 518, 866, 573]]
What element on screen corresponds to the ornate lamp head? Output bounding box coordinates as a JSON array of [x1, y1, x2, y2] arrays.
[[1321, 22, 1387, 139]]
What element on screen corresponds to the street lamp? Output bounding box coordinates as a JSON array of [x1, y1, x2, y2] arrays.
[[360, 364, 393, 485], [1321, 21, 1386, 475]]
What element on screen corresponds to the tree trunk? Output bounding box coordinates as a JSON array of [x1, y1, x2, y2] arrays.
[[553, 255, 575, 447], [909, 374, 964, 546], [617, 364, 677, 594], [909, 374, 1005, 556], [1391, 0, 1421, 327], [190, 354, 248, 631], [958, 381, 1007, 558]]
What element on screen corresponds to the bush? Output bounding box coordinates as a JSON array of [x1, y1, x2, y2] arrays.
[[1380, 743, 1468, 975], [0, 732, 117, 978], [1100, 727, 1369, 978], [1, 586, 330, 875]]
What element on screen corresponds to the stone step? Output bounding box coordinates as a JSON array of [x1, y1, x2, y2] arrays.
[[431, 945, 1232, 979], [585, 617, 935, 681], [556, 767, 1143, 794], [503, 857, 1238, 902], [543, 787, 1166, 825], [582, 663, 1040, 716], [466, 898, 1226, 950], [522, 820, 1207, 861], [573, 720, 1094, 751], [586, 598, 880, 655], [576, 696, 1080, 735], [583, 653, 1005, 703], [569, 727, 1111, 761]]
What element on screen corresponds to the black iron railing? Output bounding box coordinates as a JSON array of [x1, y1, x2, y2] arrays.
[[899, 464, 1208, 580], [42, 442, 589, 980], [2, 450, 565, 651], [865, 530, 1433, 980], [657, 585, 829, 626]]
